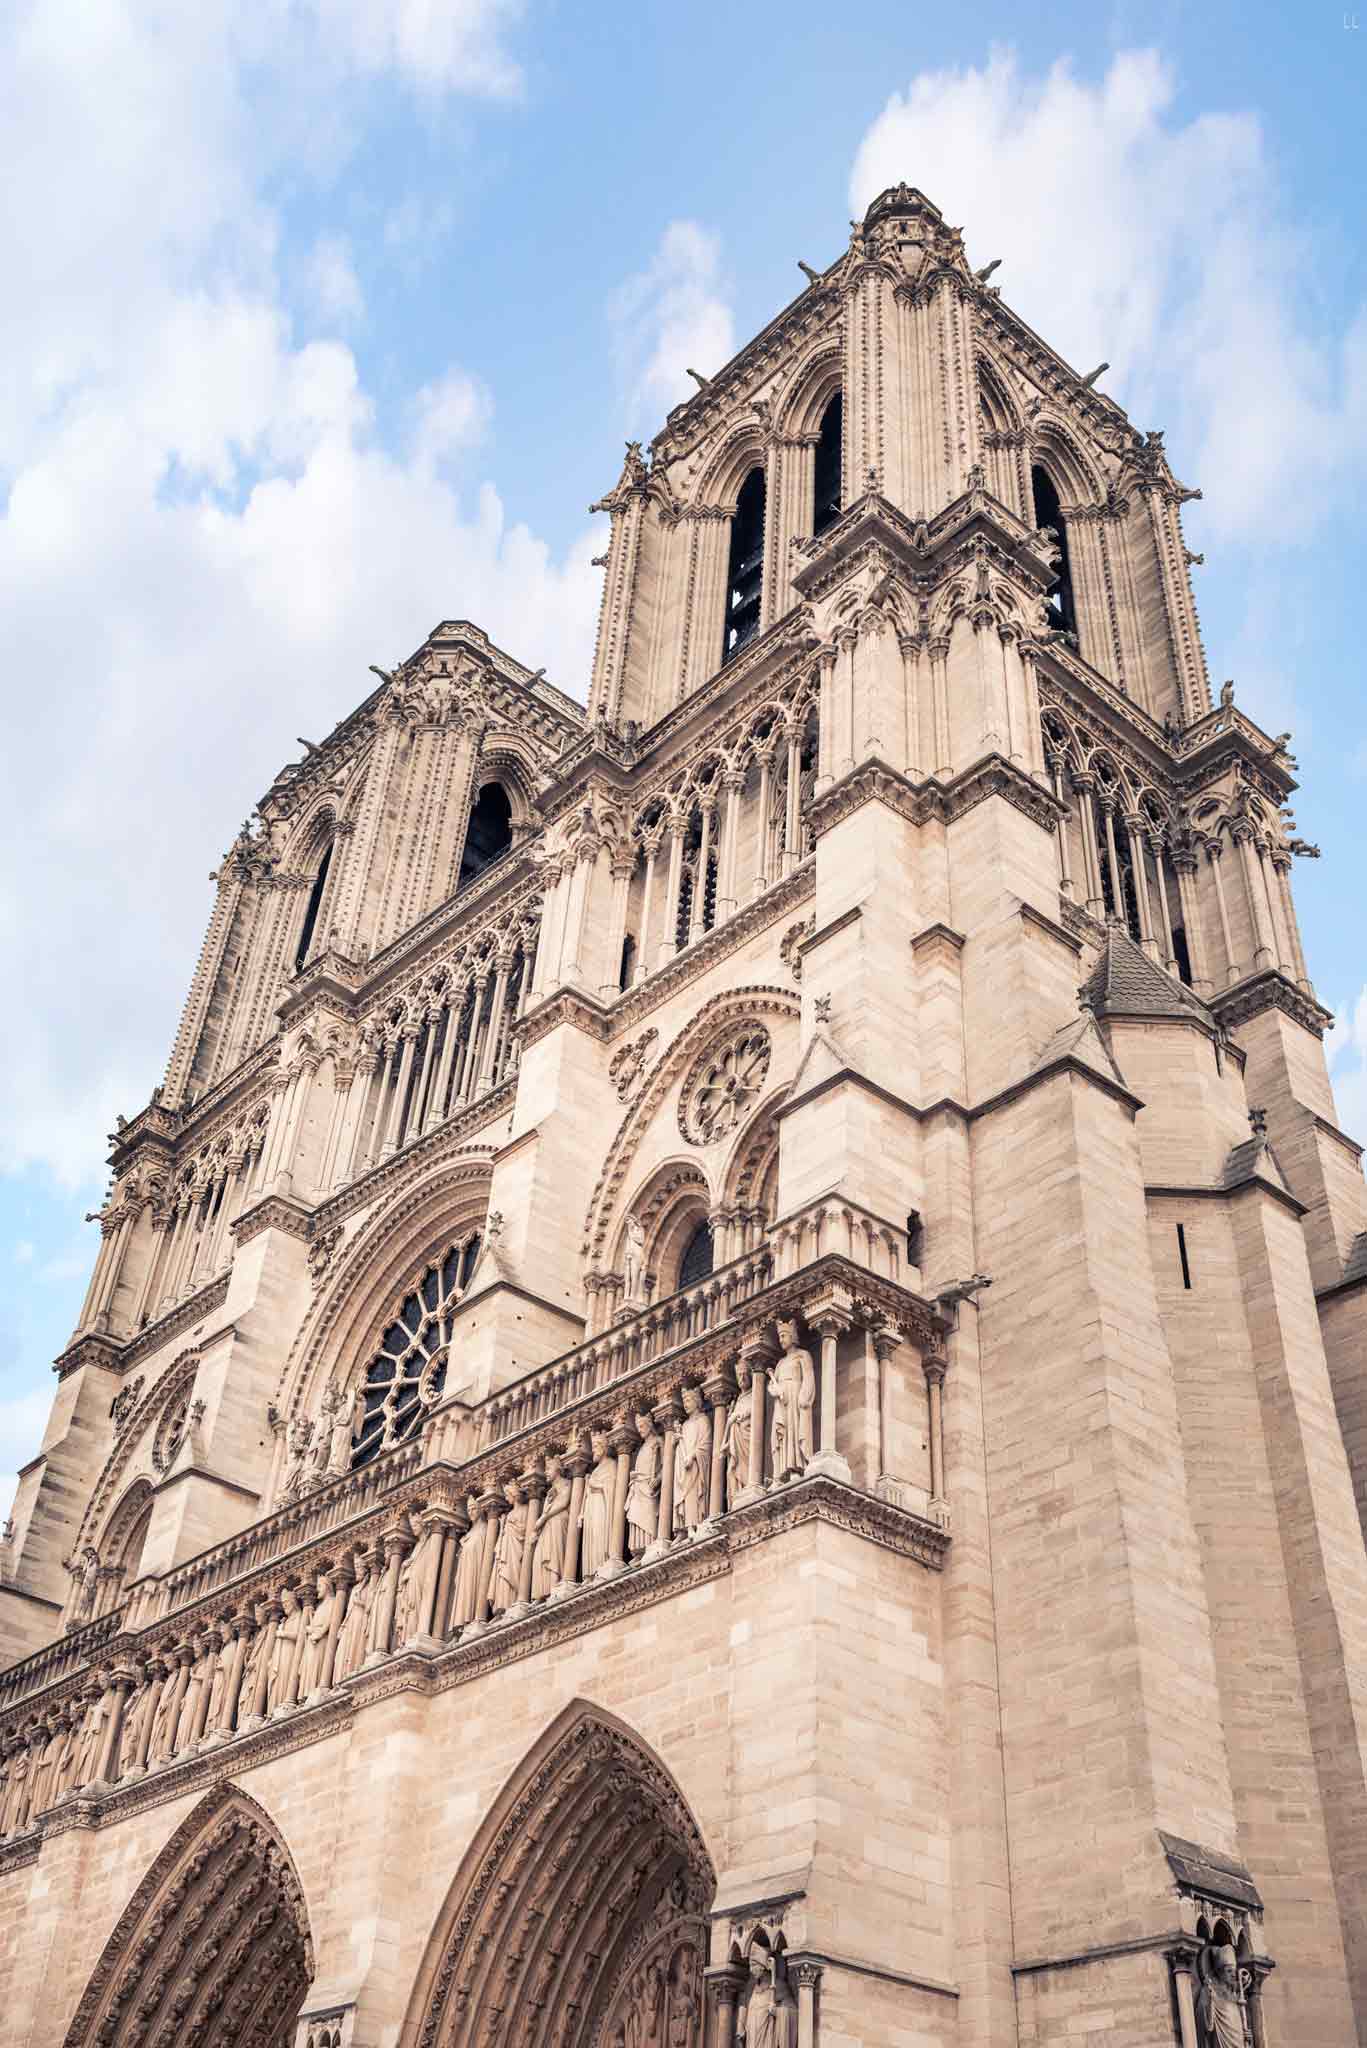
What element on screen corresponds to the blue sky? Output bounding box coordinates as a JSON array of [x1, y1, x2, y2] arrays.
[[3, 0, 1365, 1508]]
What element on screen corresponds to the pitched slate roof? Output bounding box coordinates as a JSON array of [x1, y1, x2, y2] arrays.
[[1078, 920, 1211, 1022]]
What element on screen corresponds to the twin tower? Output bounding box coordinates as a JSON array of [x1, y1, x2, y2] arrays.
[[2, 186, 1365, 2048]]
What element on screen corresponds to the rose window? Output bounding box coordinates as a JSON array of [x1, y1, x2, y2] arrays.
[[678, 1027, 771, 1145], [351, 1235, 481, 1470]]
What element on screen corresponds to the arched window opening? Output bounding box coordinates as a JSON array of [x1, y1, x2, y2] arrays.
[[723, 467, 765, 663], [1031, 466, 1077, 637], [812, 391, 843, 536], [1093, 794, 1143, 946], [350, 1234, 481, 1470], [1172, 921, 1194, 986], [459, 782, 513, 890], [677, 1218, 715, 1291], [619, 932, 637, 990], [294, 839, 333, 971]]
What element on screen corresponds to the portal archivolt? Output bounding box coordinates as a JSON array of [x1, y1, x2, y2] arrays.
[[63, 1784, 312, 2048], [406, 1703, 714, 2048]]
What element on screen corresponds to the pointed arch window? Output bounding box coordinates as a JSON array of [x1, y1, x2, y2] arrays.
[[294, 839, 333, 970], [812, 391, 843, 536], [459, 783, 513, 890], [350, 1234, 481, 1470], [677, 1218, 714, 1290], [1031, 466, 1077, 637], [723, 467, 765, 663]]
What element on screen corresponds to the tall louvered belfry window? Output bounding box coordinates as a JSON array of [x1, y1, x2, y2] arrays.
[[813, 391, 843, 536], [1031, 466, 1077, 637], [294, 840, 333, 970], [459, 783, 513, 890], [723, 467, 765, 662]]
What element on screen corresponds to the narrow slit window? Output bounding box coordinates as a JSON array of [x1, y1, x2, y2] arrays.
[[1031, 466, 1077, 637], [294, 840, 333, 970], [1177, 1222, 1193, 1290]]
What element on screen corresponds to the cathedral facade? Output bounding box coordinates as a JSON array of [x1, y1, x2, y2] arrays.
[[3, 185, 1367, 2048]]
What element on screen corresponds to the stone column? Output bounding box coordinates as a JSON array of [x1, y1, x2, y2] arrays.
[[659, 814, 686, 965], [1205, 839, 1238, 983], [476, 959, 512, 1092], [1171, 851, 1211, 993], [807, 1305, 853, 1483], [415, 1510, 457, 1640], [514, 1473, 545, 1613], [410, 1010, 441, 1132], [381, 1030, 418, 1156], [1257, 840, 1292, 974], [923, 1352, 947, 1507], [1169, 1950, 1200, 2048], [1148, 833, 1177, 971], [707, 1968, 747, 2048], [551, 1439, 590, 1599], [704, 1369, 735, 1521], [425, 1000, 459, 1133], [602, 848, 636, 996], [792, 1959, 822, 2048], [635, 826, 662, 983], [717, 767, 745, 918], [470, 1491, 507, 1630], [1124, 814, 1157, 955], [1234, 823, 1274, 967], [1045, 748, 1073, 896], [783, 728, 803, 872], [645, 1398, 681, 1562], [604, 1421, 635, 1574], [736, 1330, 772, 1506], [752, 745, 775, 895]]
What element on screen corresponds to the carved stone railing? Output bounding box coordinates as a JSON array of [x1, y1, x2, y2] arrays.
[[0, 1256, 948, 1854], [480, 1247, 775, 1448], [0, 1610, 122, 1712]]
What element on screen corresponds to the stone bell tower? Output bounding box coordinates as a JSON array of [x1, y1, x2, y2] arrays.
[[0, 185, 1365, 2048]]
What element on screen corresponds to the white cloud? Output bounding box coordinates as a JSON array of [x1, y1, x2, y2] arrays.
[[412, 367, 492, 468], [850, 48, 1367, 544], [610, 220, 736, 419], [1328, 984, 1367, 1145], [306, 233, 365, 324], [1, 1387, 54, 1522], [12, 1242, 35, 1266], [0, 0, 596, 1189]]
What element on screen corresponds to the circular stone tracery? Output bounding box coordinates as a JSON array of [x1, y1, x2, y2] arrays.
[[677, 1027, 771, 1147]]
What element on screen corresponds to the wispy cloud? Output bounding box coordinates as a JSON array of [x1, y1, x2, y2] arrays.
[[1327, 985, 1367, 1145], [610, 221, 736, 420]]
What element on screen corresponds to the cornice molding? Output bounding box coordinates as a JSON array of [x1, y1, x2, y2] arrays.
[[232, 1193, 313, 1248], [1211, 970, 1333, 1040], [809, 753, 1062, 841]]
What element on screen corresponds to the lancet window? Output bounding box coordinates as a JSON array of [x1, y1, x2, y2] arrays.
[[677, 1218, 715, 1290], [295, 838, 334, 971], [812, 390, 843, 536], [723, 467, 765, 662], [1031, 465, 1077, 637], [351, 1235, 482, 1469], [459, 782, 513, 890]]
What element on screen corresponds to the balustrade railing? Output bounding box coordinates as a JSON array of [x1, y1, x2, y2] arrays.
[[481, 1246, 775, 1448], [0, 1610, 121, 1711]]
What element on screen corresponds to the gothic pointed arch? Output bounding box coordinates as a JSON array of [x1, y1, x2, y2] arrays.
[[402, 1702, 714, 2048], [274, 1150, 494, 1442], [62, 1783, 313, 2048], [581, 987, 800, 1269]]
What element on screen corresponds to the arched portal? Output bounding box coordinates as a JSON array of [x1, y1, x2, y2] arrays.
[[404, 1703, 714, 2048], [64, 1784, 313, 2048]]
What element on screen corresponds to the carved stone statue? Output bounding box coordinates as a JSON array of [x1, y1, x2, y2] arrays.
[[674, 1386, 710, 1534], [268, 1591, 302, 1709], [68, 1692, 106, 1791], [723, 1362, 753, 1504], [451, 1499, 485, 1628], [68, 1547, 101, 1624], [300, 1580, 336, 1696], [623, 1214, 647, 1306], [625, 1413, 661, 1558], [321, 1380, 356, 1476], [281, 1418, 315, 1501], [1197, 1941, 1248, 2047], [738, 1947, 796, 2047], [239, 1622, 271, 1718], [530, 1456, 572, 1599], [580, 1429, 616, 1578], [334, 1563, 374, 1680], [490, 1481, 525, 1614], [769, 1320, 815, 1479]]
